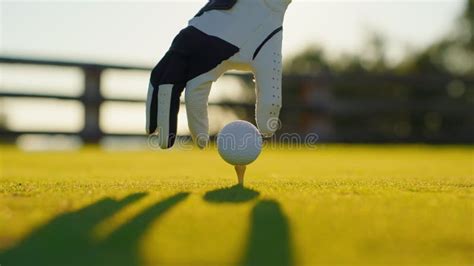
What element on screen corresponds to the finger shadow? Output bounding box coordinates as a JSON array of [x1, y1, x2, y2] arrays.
[[91, 192, 189, 266], [242, 200, 293, 266], [0, 192, 147, 266], [0, 192, 190, 266], [204, 185, 260, 203]]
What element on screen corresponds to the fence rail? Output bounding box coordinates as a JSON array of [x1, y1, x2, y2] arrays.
[[1, 56, 473, 143], [0, 56, 258, 142]]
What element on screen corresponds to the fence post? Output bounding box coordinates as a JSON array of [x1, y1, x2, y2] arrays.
[[81, 66, 103, 143]]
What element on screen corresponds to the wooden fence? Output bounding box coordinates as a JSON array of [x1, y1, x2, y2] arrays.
[[1, 56, 472, 143]]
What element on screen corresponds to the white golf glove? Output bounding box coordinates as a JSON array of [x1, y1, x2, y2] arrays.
[[146, 0, 291, 149]]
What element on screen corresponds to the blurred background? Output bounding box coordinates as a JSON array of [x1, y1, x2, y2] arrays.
[[0, 0, 472, 150]]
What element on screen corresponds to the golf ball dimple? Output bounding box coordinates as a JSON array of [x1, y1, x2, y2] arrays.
[[217, 120, 263, 166]]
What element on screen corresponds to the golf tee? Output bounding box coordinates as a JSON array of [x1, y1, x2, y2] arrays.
[[235, 165, 246, 186]]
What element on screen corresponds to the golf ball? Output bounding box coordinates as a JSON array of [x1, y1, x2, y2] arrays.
[[217, 120, 263, 166]]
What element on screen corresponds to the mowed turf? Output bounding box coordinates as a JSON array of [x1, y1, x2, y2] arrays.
[[0, 145, 472, 265]]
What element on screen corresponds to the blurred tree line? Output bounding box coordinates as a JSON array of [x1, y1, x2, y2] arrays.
[[285, 0, 473, 76], [278, 0, 473, 143]]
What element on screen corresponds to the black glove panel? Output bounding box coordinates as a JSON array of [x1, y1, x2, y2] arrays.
[[147, 26, 239, 148], [168, 26, 239, 81], [195, 0, 238, 17]]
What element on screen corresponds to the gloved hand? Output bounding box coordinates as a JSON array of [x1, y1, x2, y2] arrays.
[[146, 0, 291, 149]]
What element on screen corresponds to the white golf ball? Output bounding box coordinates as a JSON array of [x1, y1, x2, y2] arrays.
[[217, 120, 263, 166]]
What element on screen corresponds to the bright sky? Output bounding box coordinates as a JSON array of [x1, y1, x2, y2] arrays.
[[0, 0, 466, 66]]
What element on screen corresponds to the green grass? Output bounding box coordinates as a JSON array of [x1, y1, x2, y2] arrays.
[[0, 145, 473, 265]]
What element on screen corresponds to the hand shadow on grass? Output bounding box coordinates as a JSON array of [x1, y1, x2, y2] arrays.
[[203, 185, 293, 266], [0, 192, 189, 266], [241, 200, 293, 266], [204, 185, 260, 203]]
